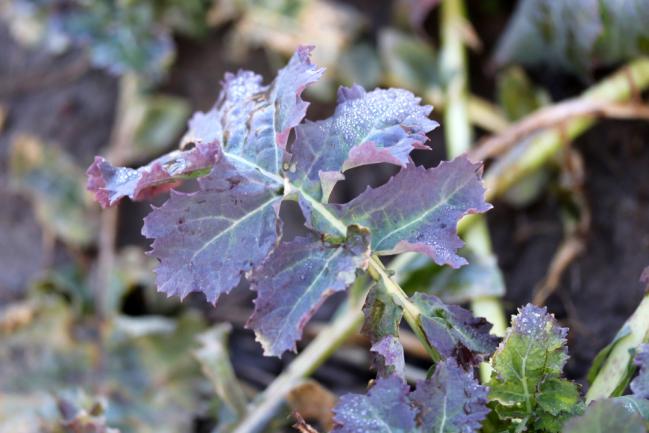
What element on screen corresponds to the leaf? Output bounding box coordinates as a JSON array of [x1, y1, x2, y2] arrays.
[[10, 134, 97, 246], [193, 324, 247, 430], [493, 0, 649, 76], [562, 399, 647, 433], [496, 66, 549, 121], [142, 160, 282, 304], [247, 226, 370, 356], [322, 156, 491, 267], [423, 249, 506, 304], [289, 85, 437, 202], [371, 336, 406, 379], [410, 359, 489, 433], [332, 375, 417, 433], [184, 45, 324, 176], [488, 304, 581, 432], [86, 141, 220, 207], [631, 344, 649, 399], [411, 293, 499, 365]]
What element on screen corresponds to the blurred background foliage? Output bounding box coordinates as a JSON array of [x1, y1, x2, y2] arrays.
[[1, 0, 649, 432]]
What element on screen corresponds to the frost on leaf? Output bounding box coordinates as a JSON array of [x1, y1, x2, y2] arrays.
[[332, 375, 417, 433], [631, 344, 649, 399], [142, 160, 282, 304], [411, 359, 489, 433], [323, 157, 492, 268], [563, 399, 646, 433], [247, 226, 370, 356], [185, 45, 323, 176], [411, 293, 499, 366], [86, 142, 220, 207], [288, 85, 437, 201], [488, 304, 581, 432]]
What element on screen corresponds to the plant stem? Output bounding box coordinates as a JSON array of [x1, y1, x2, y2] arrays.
[[232, 292, 365, 433], [586, 293, 649, 402], [484, 58, 649, 198], [439, 0, 507, 385]]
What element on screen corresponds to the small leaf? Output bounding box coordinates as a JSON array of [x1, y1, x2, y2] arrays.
[[185, 45, 324, 176], [410, 359, 489, 433], [289, 85, 437, 201], [488, 304, 581, 431], [142, 160, 282, 304], [86, 141, 219, 207], [411, 293, 499, 365], [371, 336, 406, 379], [324, 156, 491, 268], [248, 226, 370, 356], [562, 399, 646, 433], [631, 344, 649, 399], [332, 375, 417, 433]]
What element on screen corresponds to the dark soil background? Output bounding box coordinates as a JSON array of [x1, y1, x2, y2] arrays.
[[1, 0, 648, 402]]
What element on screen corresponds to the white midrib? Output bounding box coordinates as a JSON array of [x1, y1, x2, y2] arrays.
[[373, 174, 475, 249]]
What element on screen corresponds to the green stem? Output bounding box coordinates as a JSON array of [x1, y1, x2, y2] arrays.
[[586, 293, 649, 402], [439, 0, 507, 384], [485, 58, 649, 198]]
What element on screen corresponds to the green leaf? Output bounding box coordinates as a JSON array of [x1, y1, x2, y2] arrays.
[[562, 399, 647, 433], [488, 304, 582, 432], [9, 134, 97, 246]]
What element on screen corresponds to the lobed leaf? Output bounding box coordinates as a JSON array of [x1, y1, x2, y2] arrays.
[[185, 45, 323, 177], [411, 359, 489, 433], [322, 156, 491, 267], [142, 160, 282, 304], [247, 227, 371, 356], [370, 336, 406, 379], [631, 344, 649, 399], [289, 84, 437, 202], [488, 304, 581, 432], [332, 375, 417, 433], [87, 142, 220, 207], [411, 293, 499, 366]]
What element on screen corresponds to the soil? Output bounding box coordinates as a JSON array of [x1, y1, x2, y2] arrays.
[[1, 0, 648, 404]]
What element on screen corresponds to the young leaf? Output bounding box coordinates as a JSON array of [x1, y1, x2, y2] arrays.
[[411, 293, 499, 365], [332, 375, 417, 433], [631, 344, 649, 399], [371, 336, 406, 379], [185, 45, 324, 177], [410, 359, 489, 433], [488, 304, 581, 432], [87, 141, 220, 207], [321, 157, 492, 268], [142, 160, 282, 304], [247, 226, 370, 356], [562, 399, 646, 433], [362, 283, 405, 378], [288, 85, 437, 201]]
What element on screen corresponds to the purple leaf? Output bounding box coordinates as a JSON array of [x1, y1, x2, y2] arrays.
[[411, 293, 499, 365], [325, 156, 491, 268], [86, 142, 220, 207], [142, 160, 282, 304], [411, 359, 489, 433], [289, 85, 437, 201], [184, 46, 323, 177], [631, 344, 649, 399], [332, 375, 417, 433], [247, 226, 370, 356], [371, 336, 406, 379]]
